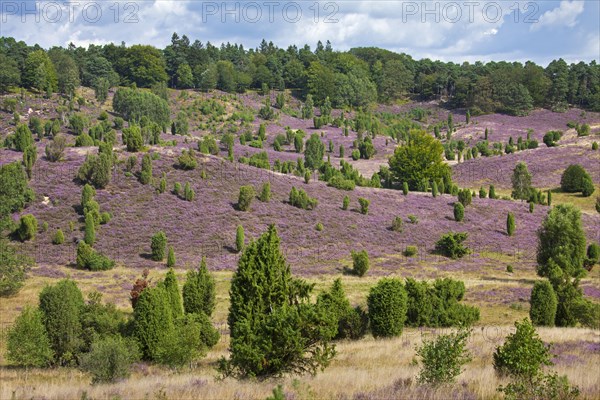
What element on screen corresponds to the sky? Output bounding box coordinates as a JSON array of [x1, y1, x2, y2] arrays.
[[1, 0, 598, 66]]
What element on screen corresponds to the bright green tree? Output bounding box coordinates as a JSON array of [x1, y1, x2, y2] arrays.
[[367, 278, 407, 338], [183, 257, 216, 317], [6, 306, 54, 367]]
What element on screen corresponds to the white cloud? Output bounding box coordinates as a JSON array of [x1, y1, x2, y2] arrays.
[[532, 0, 584, 31]]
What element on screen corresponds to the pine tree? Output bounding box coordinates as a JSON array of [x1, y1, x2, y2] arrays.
[[6, 306, 54, 367], [163, 268, 183, 318], [38, 279, 85, 365], [507, 212, 515, 236], [222, 225, 335, 378], [84, 213, 95, 245], [236, 225, 245, 252], [183, 257, 216, 317], [167, 246, 176, 268]]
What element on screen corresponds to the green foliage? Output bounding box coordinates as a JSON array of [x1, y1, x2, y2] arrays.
[[316, 279, 366, 340], [164, 268, 183, 318], [76, 241, 115, 271], [511, 162, 533, 200], [457, 188, 472, 207], [38, 279, 85, 365], [351, 250, 369, 277], [304, 133, 325, 170], [236, 225, 245, 253], [498, 371, 580, 400], [183, 257, 216, 317], [172, 111, 189, 135], [151, 231, 167, 261], [367, 278, 407, 338], [416, 328, 472, 386], [592, 142, 599, 151], [22, 145, 37, 179], [0, 239, 33, 297], [543, 130, 562, 147], [167, 246, 176, 268], [402, 182, 409, 195], [45, 134, 67, 162], [493, 318, 551, 378], [183, 182, 195, 201], [289, 187, 318, 210], [133, 285, 176, 361], [581, 176, 595, 197], [238, 185, 255, 211], [358, 197, 370, 215], [16, 214, 38, 241], [435, 232, 470, 259], [453, 202, 464, 222], [78, 153, 112, 189], [405, 278, 479, 327], [560, 164, 592, 193], [75, 133, 94, 147], [139, 154, 153, 185], [113, 87, 169, 127], [123, 125, 143, 152], [84, 213, 95, 245], [79, 336, 140, 384], [6, 306, 54, 367], [536, 204, 587, 284], [389, 130, 452, 190], [222, 225, 335, 378], [14, 124, 33, 152], [507, 212, 516, 236], [391, 216, 404, 232], [403, 246, 418, 257], [259, 182, 271, 202], [52, 229, 65, 245], [342, 195, 350, 210], [585, 243, 600, 269], [530, 281, 558, 326]]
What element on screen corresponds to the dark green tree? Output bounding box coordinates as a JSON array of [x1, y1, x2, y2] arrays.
[[222, 225, 335, 378], [183, 257, 216, 317], [529, 281, 558, 326], [163, 268, 183, 318], [367, 278, 407, 338], [304, 134, 325, 170], [511, 162, 532, 200], [6, 306, 54, 367]]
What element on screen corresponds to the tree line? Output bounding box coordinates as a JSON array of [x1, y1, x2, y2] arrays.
[[1, 35, 599, 114]]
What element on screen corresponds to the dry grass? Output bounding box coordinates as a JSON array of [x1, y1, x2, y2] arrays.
[[0, 266, 599, 399]]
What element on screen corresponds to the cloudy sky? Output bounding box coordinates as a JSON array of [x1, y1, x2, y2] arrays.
[[1, 0, 598, 65]]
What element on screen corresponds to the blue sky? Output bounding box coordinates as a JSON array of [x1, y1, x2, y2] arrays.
[[1, 1, 598, 66]]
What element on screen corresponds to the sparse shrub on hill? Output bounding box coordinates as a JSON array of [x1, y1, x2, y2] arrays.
[[167, 246, 176, 268], [543, 130, 562, 147], [358, 197, 370, 215], [581, 176, 595, 197], [151, 231, 167, 261], [238, 185, 255, 211], [367, 278, 407, 338], [592, 142, 598, 150], [391, 216, 403, 232], [139, 153, 152, 185], [479, 187, 487, 198], [45, 134, 66, 162], [289, 187, 318, 210], [22, 145, 37, 179], [416, 328, 472, 386], [530, 281, 557, 326], [403, 246, 418, 257], [435, 232, 469, 259], [177, 149, 197, 171], [16, 214, 38, 241], [304, 133, 325, 170], [342, 195, 350, 210], [560, 164, 592, 194], [113, 87, 169, 128], [507, 212, 515, 236], [511, 162, 532, 200], [80, 184, 96, 212], [6, 306, 54, 367], [457, 188, 472, 207], [236, 225, 245, 252], [52, 229, 65, 245], [402, 182, 409, 195], [38, 279, 85, 365], [453, 202, 464, 222], [123, 125, 143, 152], [183, 257, 216, 317], [351, 250, 369, 277], [76, 241, 115, 271], [184, 182, 195, 201], [493, 318, 551, 378], [78, 153, 112, 189], [259, 182, 271, 202]]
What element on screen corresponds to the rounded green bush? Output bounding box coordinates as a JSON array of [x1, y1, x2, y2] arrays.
[[529, 281, 557, 326], [17, 214, 38, 241], [453, 202, 464, 222], [560, 164, 591, 193], [52, 229, 65, 245], [351, 250, 369, 277], [367, 278, 407, 338]]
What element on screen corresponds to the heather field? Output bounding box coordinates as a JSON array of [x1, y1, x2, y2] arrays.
[[1, 87, 600, 399]]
